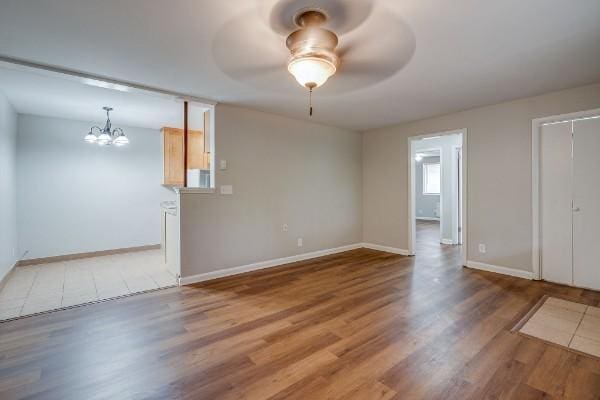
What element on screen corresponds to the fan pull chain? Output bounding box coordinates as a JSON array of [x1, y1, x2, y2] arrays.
[[309, 87, 313, 117]]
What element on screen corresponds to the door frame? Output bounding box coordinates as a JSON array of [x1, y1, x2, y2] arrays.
[[531, 108, 600, 280], [413, 145, 443, 239], [452, 145, 463, 245], [408, 129, 468, 267]]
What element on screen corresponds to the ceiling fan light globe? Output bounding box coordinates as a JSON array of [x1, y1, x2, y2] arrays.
[[288, 57, 336, 89]]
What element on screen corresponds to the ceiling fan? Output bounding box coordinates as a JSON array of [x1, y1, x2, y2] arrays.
[[213, 1, 415, 116], [285, 10, 339, 115]]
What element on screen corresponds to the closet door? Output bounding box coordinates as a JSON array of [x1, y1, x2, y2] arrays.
[[540, 122, 572, 285], [572, 117, 600, 290]]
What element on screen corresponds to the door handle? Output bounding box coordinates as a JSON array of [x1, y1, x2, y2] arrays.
[[572, 206, 581, 212]]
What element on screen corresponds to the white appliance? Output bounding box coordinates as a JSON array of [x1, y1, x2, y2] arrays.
[[186, 169, 210, 188]]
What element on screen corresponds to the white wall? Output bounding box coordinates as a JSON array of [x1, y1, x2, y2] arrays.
[[415, 156, 440, 219], [0, 91, 17, 280], [363, 82, 600, 274], [17, 114, 175, 259], [179, 104, 363, 278]]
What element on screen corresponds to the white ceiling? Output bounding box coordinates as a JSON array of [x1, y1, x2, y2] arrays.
[[0, 66, 207, 130], [0, 0, 598, 131]]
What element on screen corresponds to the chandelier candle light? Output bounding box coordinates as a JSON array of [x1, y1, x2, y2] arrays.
[[286, 10, 339, 116], [84, 106, 129, 146]]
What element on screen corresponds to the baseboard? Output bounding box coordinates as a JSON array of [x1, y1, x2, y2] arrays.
[[465, 260, 534, 280], [441, 238, 454, 245], [179, 242, 413, 286], [416, 217, 440, 221], [0, 260, 18, 291], [361, 243, 410, 256], [17, 244, 161, 266], [180, 243, 366, 285]]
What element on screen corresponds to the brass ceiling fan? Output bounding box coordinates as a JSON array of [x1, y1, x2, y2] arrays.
[[212, 1, 414, 117], [285, 10, 339, 116]]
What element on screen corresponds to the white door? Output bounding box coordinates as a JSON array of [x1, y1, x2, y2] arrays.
[[540, 122, 573, 285], [572, 117, 600, 290]]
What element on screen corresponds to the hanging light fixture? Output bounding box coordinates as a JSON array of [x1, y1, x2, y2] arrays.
[[286, 10, 339, 116], [84, 107, 128, 146]]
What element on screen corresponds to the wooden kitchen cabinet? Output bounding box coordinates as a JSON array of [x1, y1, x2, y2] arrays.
[[162, 127, 209, 186]]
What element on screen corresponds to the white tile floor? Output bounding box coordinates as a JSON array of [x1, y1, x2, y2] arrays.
[[0, 249, 177, 321], [519, 296, 600, 358]]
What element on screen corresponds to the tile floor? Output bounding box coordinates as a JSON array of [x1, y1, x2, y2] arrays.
[[0, 249, 177, 321], [519, 296, 600, 358]]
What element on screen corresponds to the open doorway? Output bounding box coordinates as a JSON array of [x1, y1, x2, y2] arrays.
[[408, 130, 466, 264], [0, 60, 214, 321]]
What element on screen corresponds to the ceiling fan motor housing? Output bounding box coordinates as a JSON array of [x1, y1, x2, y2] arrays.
[[286, 28, 338, 65]]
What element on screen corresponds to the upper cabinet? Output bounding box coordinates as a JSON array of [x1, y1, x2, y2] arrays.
[[162, 125, 210, 186], [188, 130, 210, 170], [162, 127, 184, 186]]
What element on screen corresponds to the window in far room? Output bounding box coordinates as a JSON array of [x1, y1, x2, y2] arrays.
[[423, 163, 441, 195]]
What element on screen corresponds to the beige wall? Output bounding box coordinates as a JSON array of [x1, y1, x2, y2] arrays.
[[180, 104, 362, 278], [363, 83, 600, 273]]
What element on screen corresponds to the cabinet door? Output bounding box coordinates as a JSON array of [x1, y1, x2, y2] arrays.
[[163, 128, 184, 186], [163, 127, 209, 185], [573, 117, 600, 290], [188, 130, 206, 169]]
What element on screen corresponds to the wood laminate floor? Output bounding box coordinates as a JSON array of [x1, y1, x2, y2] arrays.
[[1, 222, 600, 399], [415, 218, 443, 249]]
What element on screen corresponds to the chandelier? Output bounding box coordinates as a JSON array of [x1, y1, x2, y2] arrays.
[[84, 107, 129, 146]]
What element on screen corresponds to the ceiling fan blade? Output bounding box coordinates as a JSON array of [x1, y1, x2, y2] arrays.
[[338, 61, 398, 77], [224, 63, 282, 79], [325, 7, 416, 92], [337, 35, 371, 59], [212, 8, 295, 90]]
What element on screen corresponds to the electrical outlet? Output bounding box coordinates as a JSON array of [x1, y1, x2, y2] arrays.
[[283, 223, 288, 232], [297, 238, 303, 247], [478, 244, 486, 253], [220, 185, 233, 195], [12, 248, 16, 257]]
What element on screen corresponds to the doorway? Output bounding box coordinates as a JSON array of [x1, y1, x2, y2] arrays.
[[0, 58, 214, 321], [535, 110, 600, 291], [408, 130, 467, 264]]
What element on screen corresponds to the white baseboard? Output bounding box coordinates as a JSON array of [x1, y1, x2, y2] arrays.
[[441, 238, 454, 245], [361, 243, 410, 256], [465, 260, 534, 280], [0, 260, 18, 291], [179, 242, 412, 285], [416, 217, 440, 221], [180, 243, 364, 285], [180, 245, 535, 286], [17, 244, 161, 266]]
